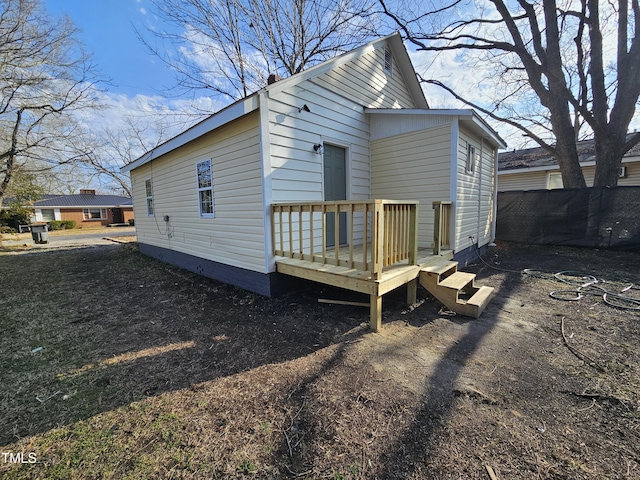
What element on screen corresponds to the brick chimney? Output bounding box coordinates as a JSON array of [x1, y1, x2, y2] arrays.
[[80, 189, 96, 195], [267, 74, 281, 85]]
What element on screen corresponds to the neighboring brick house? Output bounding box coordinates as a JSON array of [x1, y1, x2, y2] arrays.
[[33, 190, 134, 228]]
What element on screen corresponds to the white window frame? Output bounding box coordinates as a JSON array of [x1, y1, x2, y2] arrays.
[[466, 143, 477, 174], [145, 178, 154, 216], [383, 46, 393, 76], [40, 209, 56, 222], [196, 159, 214, 218], [547, 171, 564, 189], [83, 208, 107, 220]]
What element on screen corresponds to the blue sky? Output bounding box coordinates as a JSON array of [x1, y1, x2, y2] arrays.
[[43, 0, 174, 98]]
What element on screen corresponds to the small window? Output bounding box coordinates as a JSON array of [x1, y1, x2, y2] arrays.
[[197, 159, 214, 217], [384, 46, 393, 76], [40, 209, 55, 222], [145, 178, 154, 216], [547, 172, 564, 189], [83, 208, 107, 220], [619, 165, 628, 178], [466, 143, 477, 174]]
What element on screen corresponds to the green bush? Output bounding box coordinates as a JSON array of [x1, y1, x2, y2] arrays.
[[0, 225, 16, 234], [128, 219, 135, 226], [0, 207, 30, 230], [48, 220, 76, 230]]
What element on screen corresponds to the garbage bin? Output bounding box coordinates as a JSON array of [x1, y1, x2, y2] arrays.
[[30, 224, 49, 244]]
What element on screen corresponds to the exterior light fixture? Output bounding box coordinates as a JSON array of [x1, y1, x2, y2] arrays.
[[313, 144, 324, 155], [298, 104, 310, 113]]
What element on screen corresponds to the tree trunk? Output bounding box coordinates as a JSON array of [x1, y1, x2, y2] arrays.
[[547, 93, 587, 188], [593, 135, 624, 187]]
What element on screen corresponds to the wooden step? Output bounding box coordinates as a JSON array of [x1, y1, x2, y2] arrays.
[[421, 261, 458, 278], [439, 271, 476, 290], [458, 286, 495, 318], [419, 266, 495, 319]]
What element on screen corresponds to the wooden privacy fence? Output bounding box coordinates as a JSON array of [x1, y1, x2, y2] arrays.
[[271, 200, 419, 280]]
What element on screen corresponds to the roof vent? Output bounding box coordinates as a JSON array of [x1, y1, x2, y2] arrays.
[[80, 189, 96, 195]]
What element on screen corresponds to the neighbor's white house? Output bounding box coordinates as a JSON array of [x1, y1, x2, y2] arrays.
[[498, 135, 640, 191], [122, 32, 506, 303]]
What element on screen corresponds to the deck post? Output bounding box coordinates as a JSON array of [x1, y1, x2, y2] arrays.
[[370, 294, 382, 331], [433, 201, 442, 256], [373, 200, 384, 280], [406, 278, 417, 305], [408, 203, 419, 264]]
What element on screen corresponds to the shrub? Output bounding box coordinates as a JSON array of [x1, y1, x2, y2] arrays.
[[0, 225, 16, 234], [128, 219, 135, 226], [0, 207, 31, 230], [48, 220, 76, 230]]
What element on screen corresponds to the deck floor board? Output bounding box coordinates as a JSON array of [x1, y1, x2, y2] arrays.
[[275, 245, 453, 296]]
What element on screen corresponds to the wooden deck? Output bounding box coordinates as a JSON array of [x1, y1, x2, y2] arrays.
[[275, 245, 454, 330], [271, 200, 454, 330], [276, 245, 452, 296]]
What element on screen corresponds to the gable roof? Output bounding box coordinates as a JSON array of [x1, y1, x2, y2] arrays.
[[122, 32, 427, 174], [499, 134, 640, 172], [34, 194, 132, 208]]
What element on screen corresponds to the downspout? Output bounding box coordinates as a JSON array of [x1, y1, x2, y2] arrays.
[[491, 147, 499, 241], [449, 118, 459, 252], [477, 137, 485, 245]]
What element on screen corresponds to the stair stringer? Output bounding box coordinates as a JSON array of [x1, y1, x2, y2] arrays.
[[419, 262, 494, 318]]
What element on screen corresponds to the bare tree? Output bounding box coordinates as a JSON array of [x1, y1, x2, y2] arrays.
[[380, 0, 640, 188], [0, 0, 99, 210], [141, 0, 379, 103], [77, 115, 175, 197]]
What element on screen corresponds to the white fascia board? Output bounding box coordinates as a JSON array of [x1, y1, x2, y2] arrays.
[[387, 33, 429, 109], [469, 112, 507, 149], [498, 164, 564, 175], [121, 94, 260, 173], [365, 108, 471, 116], [41, 205, 130, 208]]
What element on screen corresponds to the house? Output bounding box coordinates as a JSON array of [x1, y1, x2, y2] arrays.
[[32, 190, 134, 228], [122, 33, 506, 329], [498, 135, 640, 191]]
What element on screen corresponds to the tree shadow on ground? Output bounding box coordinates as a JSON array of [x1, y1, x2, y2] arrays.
[[372, 267, 523, 479], [0, 245, 370, 447]]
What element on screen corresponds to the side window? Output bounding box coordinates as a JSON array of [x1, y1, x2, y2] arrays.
[[83, 208, 107, 220], [197, 159, 214, 217], [145, 178, 154, 216], [547, 172, 564, 189], [466, 143, 477, 174]]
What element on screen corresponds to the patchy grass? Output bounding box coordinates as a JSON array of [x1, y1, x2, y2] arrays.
[[0, 243, 639, 479]]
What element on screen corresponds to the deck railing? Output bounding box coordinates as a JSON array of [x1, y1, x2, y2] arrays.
[[271, 200, 419, 280], [432, 201, 452, 255]]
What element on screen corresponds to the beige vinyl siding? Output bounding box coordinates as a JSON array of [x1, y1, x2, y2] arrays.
[[312, 46, 415, 109], [497, 171, 549, 191], [370, 114, 458, 141], [619, 161, 640, 184], [268, 65, 380, 252], [498, 159, 640, 191], [456, 128, 497, 251], [371, 123, 453, 248], [131, 112, 266, 273]]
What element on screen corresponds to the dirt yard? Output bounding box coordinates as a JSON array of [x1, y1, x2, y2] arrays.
[[0, 242, 638, 479]]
